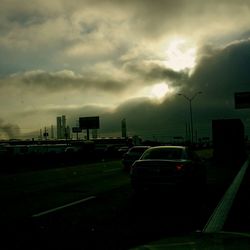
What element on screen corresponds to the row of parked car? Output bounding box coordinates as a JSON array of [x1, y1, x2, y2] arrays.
[[122, 145, 207, 194]]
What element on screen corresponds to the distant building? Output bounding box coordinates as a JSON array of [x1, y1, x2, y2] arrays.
[[51, 125, 54, 139], [62, 115, 66, 137], [57, 116, 62, 139], [57, 115, 70, 139]]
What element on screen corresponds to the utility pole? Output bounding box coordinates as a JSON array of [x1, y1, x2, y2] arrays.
[[51, 125, 54, 139]]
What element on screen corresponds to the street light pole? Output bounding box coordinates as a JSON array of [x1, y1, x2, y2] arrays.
[[178, 91, 202, 145]]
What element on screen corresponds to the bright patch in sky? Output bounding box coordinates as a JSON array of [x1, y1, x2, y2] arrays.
[[151, 83, 169, 99], [139, 82, 172, 101], [164, 38, 196, 71]]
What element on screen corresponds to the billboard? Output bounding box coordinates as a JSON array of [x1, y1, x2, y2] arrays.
[[234, 92, 250, 109], [79, 116, 100, 129]]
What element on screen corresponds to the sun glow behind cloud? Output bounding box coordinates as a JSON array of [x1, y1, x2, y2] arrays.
[[151, 83, 169, 99], [164, 38, 197, 71], [139, 82, 174, 102]]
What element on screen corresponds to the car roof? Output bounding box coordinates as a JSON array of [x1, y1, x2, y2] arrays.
[[149, 145, 187, 150], [128, 146, 151, 151]]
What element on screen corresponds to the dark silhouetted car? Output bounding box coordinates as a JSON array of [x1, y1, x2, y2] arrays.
[[117, 146, 129, 155], [130, 145, 206, 194], [122, 146, 151, 172]]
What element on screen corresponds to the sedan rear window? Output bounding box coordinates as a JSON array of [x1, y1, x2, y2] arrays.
[[129, 147, 149, 153], [141, 148, 184, 160]]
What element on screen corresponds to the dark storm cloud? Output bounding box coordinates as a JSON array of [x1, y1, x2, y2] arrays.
[[97, 96, 189, 139], [110, 0, 250, 40], [1, 60, 188, 95], [6, 9, 48, 27], [98, 38, 250, 138], [189, 38, 250, 103], [124, 61, 188, 86], [5, 70, 127, 93], [16, 38, 250, 139], [2, 0, 250, 139]]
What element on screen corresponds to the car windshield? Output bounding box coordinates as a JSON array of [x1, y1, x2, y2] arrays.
[[141, 147, 184, 160], [129, 147, 149, 154]]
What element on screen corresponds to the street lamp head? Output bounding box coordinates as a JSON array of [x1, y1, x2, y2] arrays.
[[177, 93, 189, 101], [178, 91, 202, 94], [177, 90, 202, 145], [191, 91, 203, 100], [178, 91, 202, 102]]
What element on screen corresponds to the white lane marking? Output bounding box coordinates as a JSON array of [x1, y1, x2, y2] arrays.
[[203, 159, 249, 233], [32, 196, 96, 218]]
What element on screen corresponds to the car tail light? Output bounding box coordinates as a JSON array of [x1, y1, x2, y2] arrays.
[[175, 163, 185, 171]]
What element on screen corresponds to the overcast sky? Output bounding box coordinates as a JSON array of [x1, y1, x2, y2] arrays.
[[1, 0, 250, 140]]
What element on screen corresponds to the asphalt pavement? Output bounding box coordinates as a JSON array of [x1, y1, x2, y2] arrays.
[[0, 153, 249, 249]]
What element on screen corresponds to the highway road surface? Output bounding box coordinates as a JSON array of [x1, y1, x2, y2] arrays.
[[0, 156, 248, 249]]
